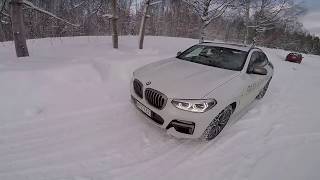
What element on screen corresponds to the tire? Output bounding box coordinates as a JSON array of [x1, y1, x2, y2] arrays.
[[202, 105, 233, 141], [256, 78, 272, 100]]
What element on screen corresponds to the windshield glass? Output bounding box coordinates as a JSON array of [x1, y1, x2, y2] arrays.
[[177, 45, 248, 71]]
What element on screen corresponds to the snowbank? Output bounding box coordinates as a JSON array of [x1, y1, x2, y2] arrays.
[[0, 36, 319, 180]]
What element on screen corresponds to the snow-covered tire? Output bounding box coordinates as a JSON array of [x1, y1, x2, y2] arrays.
[[202, 105, 233, 141], [256, 78, 272, 100]]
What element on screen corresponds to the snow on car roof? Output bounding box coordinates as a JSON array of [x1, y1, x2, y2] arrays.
[[200, 42, 253, 52]]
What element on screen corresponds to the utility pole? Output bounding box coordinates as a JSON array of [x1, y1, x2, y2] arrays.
[[138, 0, 151, 49], [10, 0, 29, 57], [111, 0, 118, 49]]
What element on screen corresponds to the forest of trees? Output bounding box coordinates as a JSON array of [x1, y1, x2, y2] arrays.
[[1, 0, 320, 56]]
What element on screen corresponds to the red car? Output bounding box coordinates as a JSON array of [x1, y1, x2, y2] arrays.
[[286, 53, 303, 64]]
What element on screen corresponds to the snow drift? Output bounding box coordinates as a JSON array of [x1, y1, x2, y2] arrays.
[[0, 36, 320, 180]]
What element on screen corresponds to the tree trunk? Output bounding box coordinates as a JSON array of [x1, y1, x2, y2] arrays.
[[199, 22, 206, 43], [244, 0, 251, 45], [138, 0, 150, 49], [225, 22, 231, 42], [199, 1, 209, 43], [0, 23, 5, 41], [11, 0, 29, 57], [111, 0, 118, 49]]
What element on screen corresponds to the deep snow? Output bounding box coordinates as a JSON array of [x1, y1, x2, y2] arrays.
[[0, 36, 320, 180]]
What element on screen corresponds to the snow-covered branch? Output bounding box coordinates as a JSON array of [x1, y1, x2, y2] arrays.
[[184, 0, 235, 26], [248, 21, 275, 28], [0, 20, 9, 24], [249, 0, 297, 34], [22, 0, 80, 27], [102, 14, 113, 18], [102, 14, 118, 19], [258, 0, 288, 25], [150, 1, 162, 6], [0, 0, 8, 12], [0, 0, 10, 25], [87, 0, 104, 18], [0, 0, 9, 18], [183, 0, 236, 41], [0, 11, 9, 18], [72, 1, 87, 9]]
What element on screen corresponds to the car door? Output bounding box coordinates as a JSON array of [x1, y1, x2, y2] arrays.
[[239, 50, 271, 108]]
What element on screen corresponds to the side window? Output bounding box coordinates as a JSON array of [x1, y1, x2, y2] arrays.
[[248, 51, 267, 68], [248, 52, 260, 68], [259, 53, 269, 67], [185, 47, 205, 58]]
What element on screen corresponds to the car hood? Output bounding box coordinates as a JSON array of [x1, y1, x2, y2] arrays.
[[134, 58, 240, 99]]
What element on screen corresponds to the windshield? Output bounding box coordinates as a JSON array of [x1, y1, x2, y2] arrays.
[[177, 45, 248, 71]]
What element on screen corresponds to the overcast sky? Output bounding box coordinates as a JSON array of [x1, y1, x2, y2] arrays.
[[299, 0, 320, 37]]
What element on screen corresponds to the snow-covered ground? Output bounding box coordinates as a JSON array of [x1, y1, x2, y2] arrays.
[[0, 36, 320, 180]]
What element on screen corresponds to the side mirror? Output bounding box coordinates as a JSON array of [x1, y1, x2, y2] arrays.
[[250, 66, 268, 75], [177, 51, 182, 57]]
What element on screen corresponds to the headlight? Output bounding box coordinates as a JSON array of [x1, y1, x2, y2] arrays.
[[171, 99, 217, 113]]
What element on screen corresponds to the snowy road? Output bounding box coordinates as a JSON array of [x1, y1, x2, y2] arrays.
[[0, 36, 320, 180]]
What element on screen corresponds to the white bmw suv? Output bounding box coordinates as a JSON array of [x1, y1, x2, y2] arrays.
[[131, 42, 274, 141]]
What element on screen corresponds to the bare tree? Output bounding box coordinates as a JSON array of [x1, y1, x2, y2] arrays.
[[1, 0, 317, 56], [253, 0, 290, 30], [243, 0, 303, 44], [5, 0, 79, 57], [138, 0, 150, 49], [244, 0, 251, 44], [10, 0, 29, 57], [138, 0, 162, 49], [183, 0, 235, 42], [111, 0, 118, 48]]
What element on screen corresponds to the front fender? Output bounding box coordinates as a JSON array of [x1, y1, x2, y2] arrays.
[[203, 76, 243, 115]]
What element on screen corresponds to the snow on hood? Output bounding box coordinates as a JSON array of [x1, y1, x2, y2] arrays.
[[134, 58, 241, 99]]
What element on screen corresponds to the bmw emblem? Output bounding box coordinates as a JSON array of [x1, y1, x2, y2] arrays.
[[146, 81, 151, 86]]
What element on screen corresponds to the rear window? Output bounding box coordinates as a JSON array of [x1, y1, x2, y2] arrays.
[[290, 53, 300, 56]]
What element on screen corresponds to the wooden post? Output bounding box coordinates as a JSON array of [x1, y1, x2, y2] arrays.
[[138, 0, 150, 49], [111, 0, 118, 49], [10, 0, 29, 57]]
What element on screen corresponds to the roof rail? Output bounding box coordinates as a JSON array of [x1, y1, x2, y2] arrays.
[[249, 38, 256, 49], [199, 41, 214, 44], [200, 41, 249, 48], [248, 38, 263, 51]]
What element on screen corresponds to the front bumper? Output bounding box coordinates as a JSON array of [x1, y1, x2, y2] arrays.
[[131, 91, 220, 139]]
